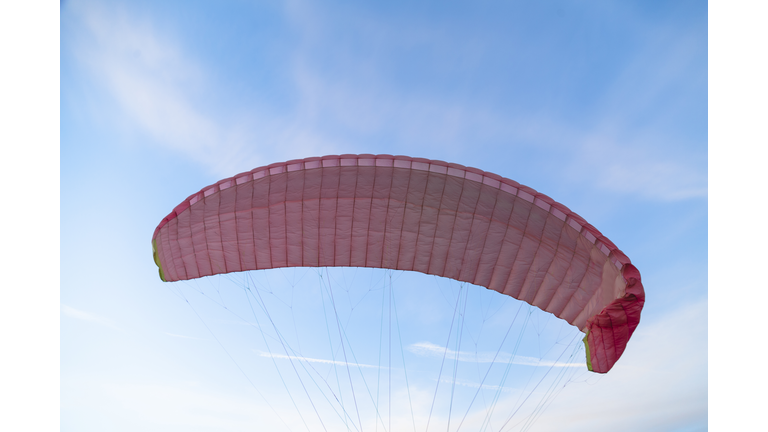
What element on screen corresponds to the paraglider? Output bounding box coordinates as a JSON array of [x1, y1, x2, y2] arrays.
[[152, 154, 644, 374]]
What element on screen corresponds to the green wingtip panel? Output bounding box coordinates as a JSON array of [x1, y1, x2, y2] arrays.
[[152, 239, 167, 282], [583, 331, 593, 372]]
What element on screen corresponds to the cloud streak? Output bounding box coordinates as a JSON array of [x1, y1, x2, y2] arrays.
[[407, 341, 583, 368], [66, 0, 705, 203], [164, 332, 206, 341], [504, 299, 708, 432], [256, 350, 384, 370], [61, 304, 120, 330], [283, 0, 706, 202], [436, 376, 515, 393], [67, 0, 302, 176]]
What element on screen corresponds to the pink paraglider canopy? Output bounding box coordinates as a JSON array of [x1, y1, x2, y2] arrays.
[[152, 154, 644, 373]]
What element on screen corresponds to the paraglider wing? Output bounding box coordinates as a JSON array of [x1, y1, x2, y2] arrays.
[[152, 154, 644, 373]]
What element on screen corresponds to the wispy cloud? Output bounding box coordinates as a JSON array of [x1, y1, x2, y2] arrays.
[[164, 332, 206, 341], [567, 135, 707, 201], [436, 376, 515, 393], [61, 304, 119, 330], [66, 0, 328, 176], [501, 299, 708, 432], [283, 0, 705, 202], [76, 379, 305, 432], [561, 17, 707, 201], [408, 341, 582, 368], [66, 0, 705, 201], [256, 350, 384, 369]]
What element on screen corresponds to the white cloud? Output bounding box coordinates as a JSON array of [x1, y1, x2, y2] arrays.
[[65, 378, 303, 432], [408, 341, 582, 367], [495, 299, 708, 432], [66, 0, 705, 198], [389, 300, 708, 432], [256, 350, 383, 369], [66, 0, 332, 177], [165, 332, 206, 341], [562, 20, 707, 202], [436, 376, 515, 393], [569, 135, 708, 201], [283, 0, 705, 204], [61, 304, 119, 330], [61, 300, 706, 432]]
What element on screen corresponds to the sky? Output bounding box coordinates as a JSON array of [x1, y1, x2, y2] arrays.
[[55, 0, 711, 430]]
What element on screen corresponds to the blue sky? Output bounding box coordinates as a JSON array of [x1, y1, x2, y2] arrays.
[[56, 0, 709, 431]]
